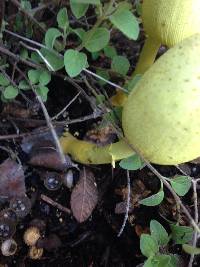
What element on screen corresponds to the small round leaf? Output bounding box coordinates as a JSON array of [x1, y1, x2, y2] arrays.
[[111, 55, 130, 76], [39, 71, 51, 86], [84, 27, 110, 52], [64, 49, 87, 77], [36, 86, 49, 102], [45, 28, 62, 49], [3, 86, 18, 99]]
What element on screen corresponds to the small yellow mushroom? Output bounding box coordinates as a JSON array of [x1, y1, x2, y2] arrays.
[[23, 227, 41, 247], [29, 246, 43, 260]]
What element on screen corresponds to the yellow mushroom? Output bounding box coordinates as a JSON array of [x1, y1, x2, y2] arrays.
[[112, 0, 200, 106], [60, 34, 200, 166], [23, 227, 41, 247]]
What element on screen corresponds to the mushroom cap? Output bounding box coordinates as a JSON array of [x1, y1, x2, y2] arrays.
[[142, 0, 200, 47], [23, 226, 41, 246], [122, 34, 200, 165]]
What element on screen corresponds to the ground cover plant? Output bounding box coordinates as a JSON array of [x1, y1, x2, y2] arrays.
[[0, 0, 200, 266]]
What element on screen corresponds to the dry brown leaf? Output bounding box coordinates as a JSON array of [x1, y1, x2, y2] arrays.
[[28, 141, 72, 171], [0, 158, 25, 200], [2, 103, 34, 118], [135, 225, 149, 237], [70, 168, 98, 223]]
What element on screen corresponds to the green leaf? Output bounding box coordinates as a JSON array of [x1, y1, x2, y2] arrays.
[[64, 49, 87, 77], [150, 220, 169, 246], [0, 73, 10, 86], [31, 51, 42, 64], [36, 85, 49, 102], [168, 255, 179, 267], [91, 51, 100, 60], [3, 86, 18, 99], [84, 27, 110, 52], [153, 255, 171, 267], [21, 0, 32, 10], [145, 254, 177, 267], [70, 1, 89, 19], [95, 94, 106, 105], [14, 14, 23, 32], [119, 154, 144, 170], [1, 93, 9, 103], [71, 28, 86, 40], [109, 7, 139, 40], [45, 28, 62, 49], [111, 55, 130, 76], [143, 258, 155, 267], [40, 48, 64, 71], [18, 80, 30, 90], [140, 234, 159, 258], [20, 48, 28, 59], [96, 69, 110, 85], [103, 45, 117, 59], [136, 0, 142, 16], [140, 190, 164, 206], [127, 74, 142, 92], [39, 71, 51, 86], [170, 224, 193, 244], [183, 244, 200, 255], [28, 69, 40, 84], [170, 176, 191, 196], [57, 8, 69, 31], [71, 0, 100, 4]]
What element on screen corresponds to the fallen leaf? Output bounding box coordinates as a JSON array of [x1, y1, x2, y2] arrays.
[[70, 168, 98, 223], [0, 158, 25, 200], [2, 103, 34, 118], [28, 142, 72, 171], [21, 126, 64, 154]]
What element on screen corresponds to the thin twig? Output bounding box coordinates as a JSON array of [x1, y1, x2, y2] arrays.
[[19, 41, 54, 71], [0, 45, 43, 69], [117, 170, 131, 237], [0, 111, 104, 141], [5, 29, 47, 49], [188, 179, 199, 267], [83, 68, 128, 93], [51, 92, 81, 120], [15, 65, 67, 165], [36, 94, 67, 164], [176, 165, 189, 176], [40, 194, 71, 214]]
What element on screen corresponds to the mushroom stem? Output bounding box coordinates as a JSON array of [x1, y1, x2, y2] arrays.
[[132, 38, 161, 77], [112, 38, 161, 107], [59, 132, 134, 165]]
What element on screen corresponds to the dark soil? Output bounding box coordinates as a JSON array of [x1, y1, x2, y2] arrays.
[[0, 1, 199, 267]]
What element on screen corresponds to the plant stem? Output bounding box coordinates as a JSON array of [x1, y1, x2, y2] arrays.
[[188, 179, 199, 267], [117, 170, 131, 237]]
